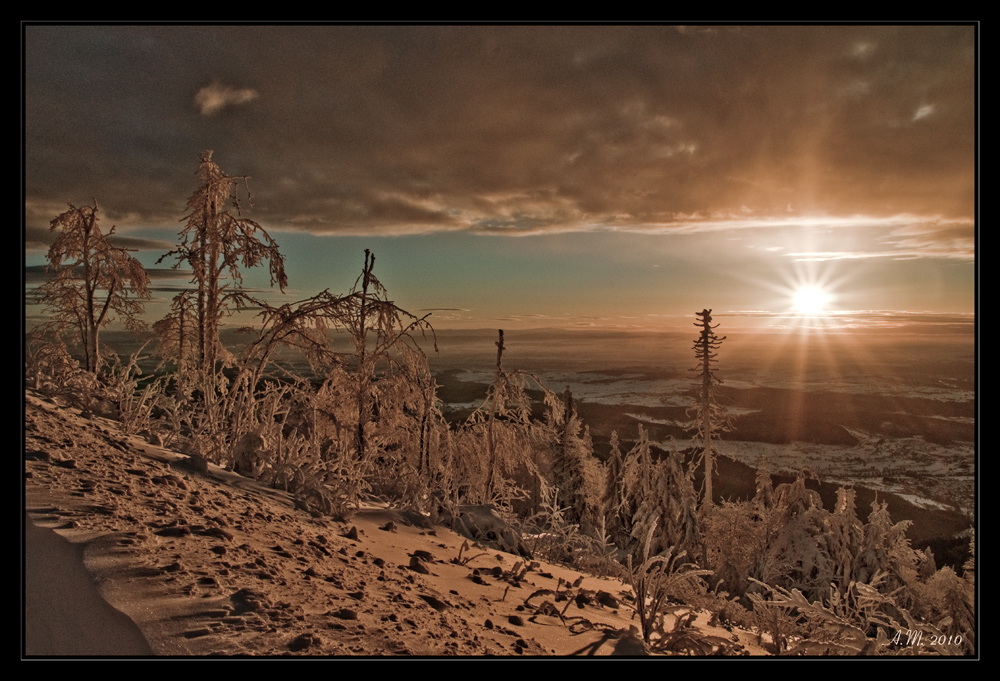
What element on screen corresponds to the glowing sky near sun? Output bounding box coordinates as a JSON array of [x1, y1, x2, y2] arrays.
[[23, 24, 976, 334]]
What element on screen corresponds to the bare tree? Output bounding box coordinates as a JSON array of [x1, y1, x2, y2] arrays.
[[39, 201, 151, 373]]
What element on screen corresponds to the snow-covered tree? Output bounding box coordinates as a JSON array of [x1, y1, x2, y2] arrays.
[[459, 331, 542, 507], [337, 249, 436, 467], [151, 152, 289, 464], [628, 438, 701, 562], [603, 430, 628, 543], [39, 201, 151, 373], [753, 454, 775, 510], [151, 289, 198, 377], [688, 308, 732, 510], [158, 150, 287, 376], [549, 386, 602, 536]]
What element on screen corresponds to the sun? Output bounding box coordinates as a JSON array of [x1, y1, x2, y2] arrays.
[[791, 285, 833, 315]]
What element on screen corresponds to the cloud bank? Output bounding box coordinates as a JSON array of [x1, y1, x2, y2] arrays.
[[25, 25, 975, 262]]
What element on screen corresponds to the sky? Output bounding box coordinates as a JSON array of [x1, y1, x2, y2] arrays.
[[23, 24, 976, 335]]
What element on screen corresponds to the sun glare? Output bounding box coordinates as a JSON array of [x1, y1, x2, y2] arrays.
[[791, 285, 833, 315]]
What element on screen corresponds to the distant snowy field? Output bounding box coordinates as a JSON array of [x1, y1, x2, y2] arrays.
[[436, 336, 974, 517]]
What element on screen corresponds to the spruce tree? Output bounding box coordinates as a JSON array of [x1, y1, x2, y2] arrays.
[[628, 440, 701, 562], [688, 308, 731, 510], [603, 430, 628, 547], [550, 386, 600, 535], [624, 424, 655, 556]]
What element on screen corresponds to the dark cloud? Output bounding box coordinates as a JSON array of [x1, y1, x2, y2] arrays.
[[146, 268, 195, 281], [25, 226, 50, 253], [25, 24, 975, 251], [107, 235, 178, 252], [24, 220, 175, 256], [24, 264, 48, 285]]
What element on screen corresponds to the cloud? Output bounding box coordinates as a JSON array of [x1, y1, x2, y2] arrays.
[[786, 251, 899, 262], [740, 308, 975, 335], [733, 308, 973, 324], [146, 268, 195, 281], [25, 220, 175, 257], [801, 310, 976, 333], [24, 265, 49, 285], [880, 221, 975, 260], [194, 82, 259, 115], [912, 104, 935, 122], [24, 226, 51, 254], [25, 26, 974, 252], [108, 235, 177, 251], [784, 218, 974, 261]]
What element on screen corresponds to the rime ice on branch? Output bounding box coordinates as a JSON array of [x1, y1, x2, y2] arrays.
[[689, 308, 731, 511], [158, 150, 287, 376], [40, 201, 151, 373]]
